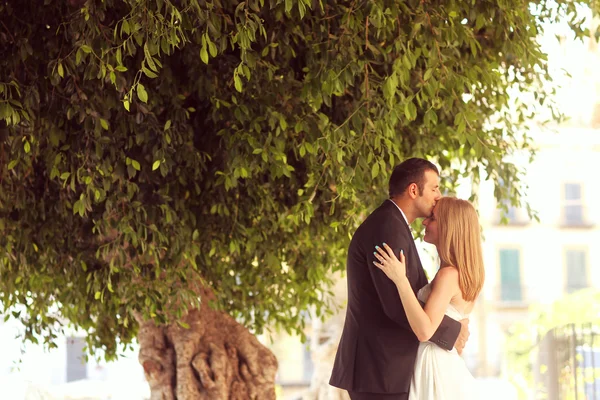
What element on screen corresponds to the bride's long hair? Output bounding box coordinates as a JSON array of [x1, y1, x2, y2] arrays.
[[435, 197, 485, 302]]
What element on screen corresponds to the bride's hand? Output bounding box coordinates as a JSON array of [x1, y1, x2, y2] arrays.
[[373, 243, 407, 285]]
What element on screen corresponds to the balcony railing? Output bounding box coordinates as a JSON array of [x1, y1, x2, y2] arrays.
[[534, 323, 600, 400]]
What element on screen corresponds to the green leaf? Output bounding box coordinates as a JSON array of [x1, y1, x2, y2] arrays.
[[424, 109, 438, 125], [81, 44, 92, 53], [404, 101, 417, 121], [177, 321, 190, 329], [142, 66, 158, 79], [7, 159, 18, 170], [127, 164, 136, 178], [164, 120, 172, 131], [115, 66, 128, 72], [57, 63, 64, 78], [383, 74, 398, 103], [152, 160, 161, 171], [144, 43, 158, 72], [200, 45, 209, 64], [137, 84, 148, 103], [100, 118, 109, 130], [24, 141, 31, 153], [285, 0, 293, 14], [474, 141, 483, 158], [371, 162, 379, 179], [208, 41, 218, 58], [131, 160, 141, 171], [73, 200, 81, 215], [234, 75, 243, 92], [424, 68, 433, 81], [470, 40, 478, 57]]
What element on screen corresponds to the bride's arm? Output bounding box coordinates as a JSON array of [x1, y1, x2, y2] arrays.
[[374, 244, 459, 342], [394, 267, 458, 342]]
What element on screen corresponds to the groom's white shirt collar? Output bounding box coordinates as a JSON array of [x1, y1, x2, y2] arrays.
[[388, 199, 410, 227]]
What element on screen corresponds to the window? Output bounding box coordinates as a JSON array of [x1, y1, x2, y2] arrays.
[[501, 199, 519, 223], [495, 178, 526, 225], [563, 183, 584, 225], [565, 249, 589, 293], [66, 336, 87, 382], [505, 204, 517, 221], [303, 342, 314, 382], [499, 249, 522, 301]]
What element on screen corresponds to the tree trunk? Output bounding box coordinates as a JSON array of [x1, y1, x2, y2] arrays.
[[135, 291, 278, 400], [302, 273, 350, 400]]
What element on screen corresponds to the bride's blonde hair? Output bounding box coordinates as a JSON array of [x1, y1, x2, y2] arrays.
[[435, 197, 485, 302]]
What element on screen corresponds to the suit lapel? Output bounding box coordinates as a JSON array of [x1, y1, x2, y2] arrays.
[[384, 200, 427, 287]]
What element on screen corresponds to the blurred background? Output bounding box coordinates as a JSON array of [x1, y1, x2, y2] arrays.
[[1, 8, 600, 400]]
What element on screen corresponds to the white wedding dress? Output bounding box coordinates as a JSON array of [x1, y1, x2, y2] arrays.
[[409, 283, 479, 399]]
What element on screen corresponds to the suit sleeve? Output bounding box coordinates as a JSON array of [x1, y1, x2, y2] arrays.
[[429, 313, 461, 351], [367, 222, 461, 351]]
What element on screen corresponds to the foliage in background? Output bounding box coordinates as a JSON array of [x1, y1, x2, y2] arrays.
[[0, 0, 598, 359], [504, 289, 600, 398]]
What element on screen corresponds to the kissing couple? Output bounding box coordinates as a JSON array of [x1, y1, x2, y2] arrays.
[[330, 158, 485, 399]]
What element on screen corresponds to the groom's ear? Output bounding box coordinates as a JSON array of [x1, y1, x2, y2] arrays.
[[407, 183, 419, 199]]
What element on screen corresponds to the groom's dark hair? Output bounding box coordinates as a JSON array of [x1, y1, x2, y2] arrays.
[[389, 158, 439, 198]]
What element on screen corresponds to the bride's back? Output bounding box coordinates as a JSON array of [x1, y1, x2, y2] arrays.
[[431, 265, 477, 318]]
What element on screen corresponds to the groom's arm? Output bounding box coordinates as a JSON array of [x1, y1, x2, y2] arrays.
[[429, 309, 462, 351]]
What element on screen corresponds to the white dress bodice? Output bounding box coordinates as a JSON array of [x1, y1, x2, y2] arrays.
[[409, 283, 478, 399]]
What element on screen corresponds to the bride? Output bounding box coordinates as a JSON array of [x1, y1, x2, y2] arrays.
[[373, 196, 484, 399]]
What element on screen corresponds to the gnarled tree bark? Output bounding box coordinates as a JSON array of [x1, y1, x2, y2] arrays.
[[135, 290, 278, 400]]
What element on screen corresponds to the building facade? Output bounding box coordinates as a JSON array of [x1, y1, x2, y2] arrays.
[[467, 128, 600, 377]]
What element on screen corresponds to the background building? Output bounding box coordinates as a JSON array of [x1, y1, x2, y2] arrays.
[[464, 128, 600, 378]]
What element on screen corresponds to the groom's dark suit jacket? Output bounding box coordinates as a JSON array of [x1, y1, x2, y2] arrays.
[[329, 200, 461, 394]]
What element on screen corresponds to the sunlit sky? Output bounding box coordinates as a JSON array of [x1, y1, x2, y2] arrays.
[[538, 9, 600, 125]]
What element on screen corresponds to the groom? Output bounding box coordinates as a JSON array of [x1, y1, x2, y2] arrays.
[[329, 158, 470, 400]]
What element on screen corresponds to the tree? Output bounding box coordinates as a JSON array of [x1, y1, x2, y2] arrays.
[[0, 0, 597, 398]]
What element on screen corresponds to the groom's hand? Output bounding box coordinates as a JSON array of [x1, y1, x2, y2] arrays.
[[455, 318, 470, 355]]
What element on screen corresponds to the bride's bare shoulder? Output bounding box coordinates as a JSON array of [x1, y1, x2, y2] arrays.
[[432, 266, 460, 289], [435, 266, 459, 279]]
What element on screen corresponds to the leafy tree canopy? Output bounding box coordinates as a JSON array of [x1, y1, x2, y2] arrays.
[[0, 0, 597, 358]]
